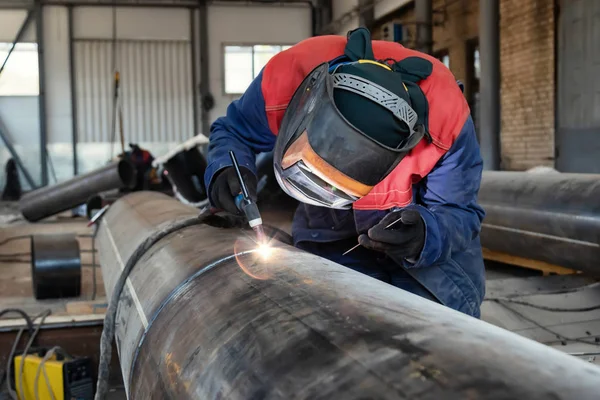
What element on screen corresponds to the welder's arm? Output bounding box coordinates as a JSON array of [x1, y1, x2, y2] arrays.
[[204, 70, 276, 203], [403, 116, 485, 268]]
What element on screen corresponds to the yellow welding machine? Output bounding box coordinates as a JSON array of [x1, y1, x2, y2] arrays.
[[13, 349, 94, 400]]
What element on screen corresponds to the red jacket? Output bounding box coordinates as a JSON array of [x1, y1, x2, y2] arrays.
[[262, 35, 470, 210]]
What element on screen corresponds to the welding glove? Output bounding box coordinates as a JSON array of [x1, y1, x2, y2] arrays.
[[358, 209, 426, 261], [210, 166, 258, 215]]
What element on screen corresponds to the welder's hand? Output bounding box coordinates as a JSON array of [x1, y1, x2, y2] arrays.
[[210, 166, 257, 215], [358, 209, 426, 260]]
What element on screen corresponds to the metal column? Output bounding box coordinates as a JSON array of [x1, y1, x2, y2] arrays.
[[478, 0, 500, 170], [35, 0, 49, 185], [198, 0, 211, 137], [68, 5, 78, 175], [190, 8, 199, 138], [415, 0, 433, 54]]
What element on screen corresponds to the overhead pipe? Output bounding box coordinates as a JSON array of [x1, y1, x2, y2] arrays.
[[96, 191, 600, 399], [479, 171, 600, 273], [19, 159, 136, 222]]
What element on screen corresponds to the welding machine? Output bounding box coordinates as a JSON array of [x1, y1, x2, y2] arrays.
[[12, 348, 94, 400]]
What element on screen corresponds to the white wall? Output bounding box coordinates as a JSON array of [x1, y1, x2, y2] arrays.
[[73, 7, 190, 40], [207, 4, 312, 120], [0, 9, 35, 42]]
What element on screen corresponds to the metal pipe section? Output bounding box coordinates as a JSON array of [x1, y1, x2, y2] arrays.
[[415, 0, 432, 54], [31, 233, 81, 299], [478, 0, 500, 170], [479, 171, 600, 273], [19, 159, 136, 222], [97, 191, 600, 399]]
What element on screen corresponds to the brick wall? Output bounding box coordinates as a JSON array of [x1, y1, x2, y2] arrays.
[[372, 0, 556, 170], [500, 0, 555, 170]]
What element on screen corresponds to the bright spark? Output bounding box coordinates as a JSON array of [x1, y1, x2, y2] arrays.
[[256, 243, 273, 259]]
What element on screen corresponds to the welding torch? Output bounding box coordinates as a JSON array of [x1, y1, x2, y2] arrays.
[[228, 150, 267, 245]]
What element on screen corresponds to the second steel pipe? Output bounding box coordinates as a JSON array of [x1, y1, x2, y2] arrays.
[[19, 159, 136, 222]]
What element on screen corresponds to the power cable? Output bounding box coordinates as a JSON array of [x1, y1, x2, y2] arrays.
[[33, 346, 61, 400], [17, 310, 51, 399], [2, 309, 51, 400]]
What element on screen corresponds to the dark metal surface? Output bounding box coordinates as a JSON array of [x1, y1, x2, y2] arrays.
[[97, 191, 600, 399], [478, 0, 500, 170], [31, 233, 81, 299], [19, 159, 136, 222], [479, 171, 600, 273]]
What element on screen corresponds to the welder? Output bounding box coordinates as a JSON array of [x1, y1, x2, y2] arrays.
[[204, 28, 486, 318]]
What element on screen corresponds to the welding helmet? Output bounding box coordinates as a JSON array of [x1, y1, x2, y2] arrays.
[[273, 54, 432, 210]]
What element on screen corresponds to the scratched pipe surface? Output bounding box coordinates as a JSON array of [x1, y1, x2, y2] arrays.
[[479, 171, 600, 273], [96, 191, 600, 399]]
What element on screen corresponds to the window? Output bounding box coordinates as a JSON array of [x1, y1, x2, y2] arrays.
[[224, 44, 292, 94], [0, 42, 39, 96]]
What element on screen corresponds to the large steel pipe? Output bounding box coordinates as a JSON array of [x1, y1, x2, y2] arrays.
[[479, 171, 600, 273], [19, 159, 136, 222], [97, 191, 599, 399]]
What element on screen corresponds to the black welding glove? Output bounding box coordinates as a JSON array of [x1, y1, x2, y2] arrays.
[[358, 209, 426, 261], [209, 166, 257, 215]]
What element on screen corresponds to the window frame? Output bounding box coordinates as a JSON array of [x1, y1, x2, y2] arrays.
[[221, 42, 294, 96]]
